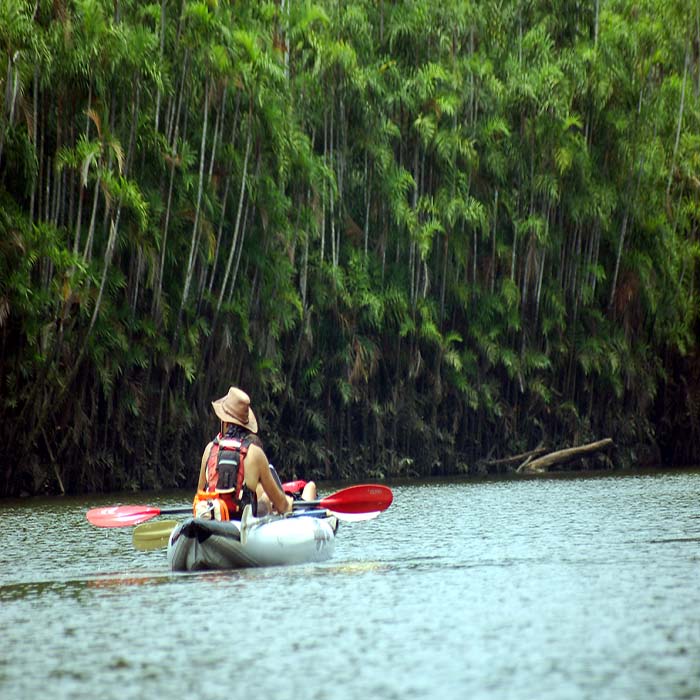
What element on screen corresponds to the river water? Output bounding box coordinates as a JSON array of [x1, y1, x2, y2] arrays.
[[1, 470, 699, 700]]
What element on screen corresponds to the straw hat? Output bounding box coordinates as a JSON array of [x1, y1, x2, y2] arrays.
[[211, 387, 258, 434]]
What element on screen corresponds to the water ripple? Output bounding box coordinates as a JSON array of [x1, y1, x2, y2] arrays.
[[1, 473, 699, 700]]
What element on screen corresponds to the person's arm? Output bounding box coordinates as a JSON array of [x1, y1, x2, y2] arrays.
[[247, 444, 292, 513], [197, 442, 213, 491]]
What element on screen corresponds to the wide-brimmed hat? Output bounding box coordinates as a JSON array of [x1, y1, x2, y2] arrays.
[[211, 387, 258, 434]]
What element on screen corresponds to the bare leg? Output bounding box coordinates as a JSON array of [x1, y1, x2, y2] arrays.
[[301, 481, 317, 500], [256, 483, 272, 515]]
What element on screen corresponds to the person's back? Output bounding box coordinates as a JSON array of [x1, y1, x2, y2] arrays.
[[196, 387, 293, 517]]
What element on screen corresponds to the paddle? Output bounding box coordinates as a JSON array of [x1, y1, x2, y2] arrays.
[[92, 483, 393, 529], [132, 488, 391, 550], [293, 484, 393, 515], [132, 519, 180, 551], [86, 504, 192, 527], [87, 477, 301, 528]]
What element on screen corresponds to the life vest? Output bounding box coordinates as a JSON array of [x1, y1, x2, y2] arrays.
[[195, 434, 253, 519]]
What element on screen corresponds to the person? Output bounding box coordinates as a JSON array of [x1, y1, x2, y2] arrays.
[[196, 386, 316, 519]]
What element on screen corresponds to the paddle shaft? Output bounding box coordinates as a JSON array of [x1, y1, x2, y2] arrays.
[[89, 484, 392, 527], [158, 507, 192, 516], [133, 507, 375, 551], [293, 499, 325, 509]]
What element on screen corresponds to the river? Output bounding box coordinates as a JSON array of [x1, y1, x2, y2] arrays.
[[1, 469, 699, 700]]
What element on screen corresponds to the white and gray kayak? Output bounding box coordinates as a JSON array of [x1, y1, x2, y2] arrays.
[[167, 505, 338, 571]]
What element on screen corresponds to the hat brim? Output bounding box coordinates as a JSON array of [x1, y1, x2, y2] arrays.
[[212, 397, 258, 434]]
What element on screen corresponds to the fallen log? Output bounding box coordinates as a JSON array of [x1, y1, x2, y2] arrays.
[[480, 445, 549, 469], [516, 438, 614, 474]]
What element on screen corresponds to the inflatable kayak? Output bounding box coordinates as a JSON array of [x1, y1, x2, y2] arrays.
[[167, 505, 338, 571]]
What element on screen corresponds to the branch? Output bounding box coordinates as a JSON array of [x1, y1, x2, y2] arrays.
[[480, 445, 548, 468], [516, 439, 614, 474]]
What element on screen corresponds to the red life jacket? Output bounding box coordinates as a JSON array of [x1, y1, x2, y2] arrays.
[[205, 434, 249, 516]]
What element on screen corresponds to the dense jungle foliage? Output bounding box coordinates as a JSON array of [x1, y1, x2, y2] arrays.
[[1, 0, 699, 496]]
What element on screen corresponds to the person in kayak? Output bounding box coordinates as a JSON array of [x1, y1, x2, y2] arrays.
[[195, 386, 316, 519]]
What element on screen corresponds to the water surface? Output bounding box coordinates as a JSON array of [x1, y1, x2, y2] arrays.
[[1, 470, 699, 699]]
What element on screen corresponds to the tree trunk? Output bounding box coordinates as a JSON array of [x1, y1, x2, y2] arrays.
[[154, 0, 168, 134], [214, 119, 252, 322], [176, 78, 209, 337], [481, 446, 548, 469], [517, 438, 614, 474], [29, 66, 39, 223], [82, 174, 102, 264], [0, 56, 11, 168], [666, 44, 689, 199]]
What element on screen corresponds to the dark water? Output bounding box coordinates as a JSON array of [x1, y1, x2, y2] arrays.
[[1, 470, 699, 700]]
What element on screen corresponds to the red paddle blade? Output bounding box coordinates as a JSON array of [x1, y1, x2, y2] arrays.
[[319, 484, 393, 514], [86, 505, 162, 527]]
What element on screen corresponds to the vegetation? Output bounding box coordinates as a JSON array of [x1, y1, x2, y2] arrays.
[[1, 0, 698, 496]]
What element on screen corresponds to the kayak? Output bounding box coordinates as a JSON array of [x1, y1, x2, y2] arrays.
[[167, 505, 338, 571]]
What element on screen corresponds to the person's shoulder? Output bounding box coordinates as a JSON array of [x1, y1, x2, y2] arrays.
[[247, 441, 265, 456], [246, 441, 268, 463]]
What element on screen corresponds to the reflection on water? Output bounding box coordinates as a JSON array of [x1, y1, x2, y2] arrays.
[[1, 471, 699, 700]]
